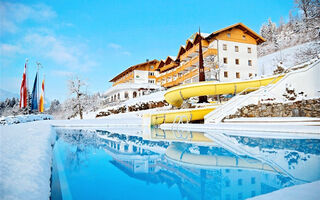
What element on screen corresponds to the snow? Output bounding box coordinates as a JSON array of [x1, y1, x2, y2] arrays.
[[0, 120, 54, 200], [258, 41, 320, 75], [248, 180, 320, 200], [0, 114, 53, 125]]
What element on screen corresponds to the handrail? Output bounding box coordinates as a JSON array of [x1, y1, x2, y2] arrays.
[[205, 58, 320, 123]]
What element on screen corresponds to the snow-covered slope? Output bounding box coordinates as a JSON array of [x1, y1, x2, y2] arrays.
[[258, 41, 320, 75]]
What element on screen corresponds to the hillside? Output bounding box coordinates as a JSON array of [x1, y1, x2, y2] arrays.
[[258, 41, 320, 75]]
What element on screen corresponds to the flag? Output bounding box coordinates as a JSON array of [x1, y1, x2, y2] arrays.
[[31, 73, 38, 110], [39, 79, 44, 112], [19, 63, 28, 108]]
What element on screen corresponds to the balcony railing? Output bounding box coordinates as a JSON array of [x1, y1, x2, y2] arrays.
[[160, 62, 179, 73], [180, 40, 209, 61]]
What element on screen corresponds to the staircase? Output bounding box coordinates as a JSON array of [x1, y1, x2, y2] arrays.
[[204, 59, 320, 124]]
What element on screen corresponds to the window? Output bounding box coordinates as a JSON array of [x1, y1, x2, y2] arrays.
[[238, 193, 243, 200], [248, 47, 252, 53], [136, 75, 140, 78], [149, 72, 154, 76], [235, 46, 239, 52], [223, 57, 228, 64], [224, 71, 228, 78], [238, 179, 242, 185], [223, 44, 227, 50], [242, 35, 246, 39], [227, 33, 231, 38], [117, 93, 120, 100], [248, 60, 252, 66], [225, 180, 230, 187], [235, 58, 239, 65], [125, 92, 129, 99], [150, 65, 154, 69], [251, 177, 256, 184], [249, 73, 253, 77], [148, 80, 155, 83], [236, 72, 240, 79], [133, 91, 137, 98]]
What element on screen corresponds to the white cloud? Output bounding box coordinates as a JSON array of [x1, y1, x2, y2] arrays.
[[108, 43, 131, 56], [0, 2, 56, 34], [0, 44, 22, 56], [51, 70, 73, 77], [108, 43, 122, 50], [22, 33, 97, 71]]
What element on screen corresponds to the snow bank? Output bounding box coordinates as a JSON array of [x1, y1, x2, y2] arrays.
[[0, 121, 54, 200], [0, 114, 53, 125], [249, 180, 320, 200], [258, 41, 320, 75]]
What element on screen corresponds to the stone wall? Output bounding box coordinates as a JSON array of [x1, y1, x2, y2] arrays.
[[96, 100, 168, 118], [224, 98, 320, 120]]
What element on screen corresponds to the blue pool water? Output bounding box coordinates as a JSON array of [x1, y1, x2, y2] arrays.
[[51, 128, 320, 200]]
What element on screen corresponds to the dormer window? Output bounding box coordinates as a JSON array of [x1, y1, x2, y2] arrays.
[[227, 33, 231, 38]]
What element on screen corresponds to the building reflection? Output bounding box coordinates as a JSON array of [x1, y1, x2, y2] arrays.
[[97, 129, 310, 200]]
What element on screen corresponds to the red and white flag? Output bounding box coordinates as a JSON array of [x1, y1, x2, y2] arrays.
[[19, 63, 28, 108]]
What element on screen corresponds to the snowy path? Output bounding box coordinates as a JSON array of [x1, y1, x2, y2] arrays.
[[0, 121, 54, 200]]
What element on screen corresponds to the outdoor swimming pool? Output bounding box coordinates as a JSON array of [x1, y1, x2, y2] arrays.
[[51, 128, 320, 200]]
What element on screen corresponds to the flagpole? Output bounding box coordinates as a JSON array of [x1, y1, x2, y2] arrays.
[[26, 58, 29, 109], [37, 62, 41, 111]]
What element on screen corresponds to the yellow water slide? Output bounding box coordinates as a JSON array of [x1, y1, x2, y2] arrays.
[[146, 75, 284, 125], [165, 75, 284, 108], [145, 106, 219, 126]]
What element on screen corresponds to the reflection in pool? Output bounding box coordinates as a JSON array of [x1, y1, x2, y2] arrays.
[[51, 128, 320, 200]]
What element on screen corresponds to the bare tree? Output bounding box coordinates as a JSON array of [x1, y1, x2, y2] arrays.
[[68, 76, 87, 119]]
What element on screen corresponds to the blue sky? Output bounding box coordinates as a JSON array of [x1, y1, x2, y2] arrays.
[[0, 0, 295, 101]]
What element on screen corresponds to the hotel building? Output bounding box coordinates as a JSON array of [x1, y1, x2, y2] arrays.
[[106, 23, 265, 102], [155, 23, 265, 87]]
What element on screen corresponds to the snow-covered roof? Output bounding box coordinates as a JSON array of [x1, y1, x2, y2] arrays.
[[200, 33, 210, 38], [109, 59, 159, 82], [104, 83, 162, 96]]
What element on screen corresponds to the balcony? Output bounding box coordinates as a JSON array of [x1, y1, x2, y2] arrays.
[[160, 62, 179, 73], [113, 73, 134, 86], [180, 40, 209, 61], [156, 48, 217, 87]]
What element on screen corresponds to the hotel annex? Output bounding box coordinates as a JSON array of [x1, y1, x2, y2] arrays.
[[105, 23, 265, 103]]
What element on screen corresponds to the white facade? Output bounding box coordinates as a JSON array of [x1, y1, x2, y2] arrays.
[[104, 82, 162, 104], [217, 40, 258, 82]]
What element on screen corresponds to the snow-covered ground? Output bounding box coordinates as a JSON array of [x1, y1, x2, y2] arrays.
[[249, 180, 320, 200], [82, 90, 167, 119], [258, 41, 320, 75], [0, 121, 54, 200], [0, 114, 53, 125]]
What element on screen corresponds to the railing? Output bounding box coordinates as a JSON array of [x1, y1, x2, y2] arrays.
[[204, 59, 320, 124], [180, 41, 209, 61]]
